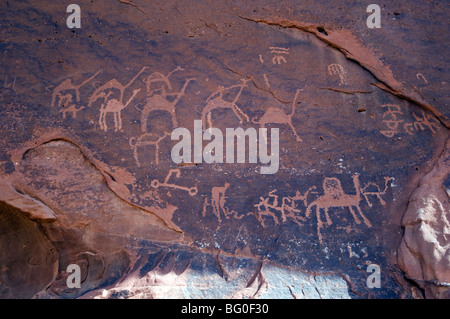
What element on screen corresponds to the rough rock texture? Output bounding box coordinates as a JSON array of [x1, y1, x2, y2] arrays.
[[398, 139, 450, 299], [0, 0, 449, 299]]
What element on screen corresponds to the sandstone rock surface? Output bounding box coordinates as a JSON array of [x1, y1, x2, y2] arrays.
[[0, 0, 448, 299]]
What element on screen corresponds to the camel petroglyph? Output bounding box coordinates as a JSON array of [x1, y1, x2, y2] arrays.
[[252, 89, 303, 142], [52, 70, 101, 108], [201, 78, 249, 129], [139, 71, 195, 132], [99, 88, 141, 131], [88, 67, 148, 109], [306, 174, 372, 243]]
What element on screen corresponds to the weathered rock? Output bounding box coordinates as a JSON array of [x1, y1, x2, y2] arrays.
[[398, 139, 450, 299], [0, 0, 448, 299]]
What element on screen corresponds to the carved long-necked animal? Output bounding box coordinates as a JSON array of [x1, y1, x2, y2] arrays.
[[58, 94, 85, 119], [306, 174, 372, 243], [88, 66, 148, 108], [52, 70, 101, 107], [139, 77, 195, 132], [99, 88, 141, 131], [201, 79, 249, 129], [252, 89, 302, 142]]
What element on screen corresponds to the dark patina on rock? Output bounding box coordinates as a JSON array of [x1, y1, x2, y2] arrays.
[[0, 0, 448, 298]]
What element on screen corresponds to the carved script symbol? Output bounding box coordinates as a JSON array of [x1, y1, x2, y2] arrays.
[[328, 63, 345, 85]]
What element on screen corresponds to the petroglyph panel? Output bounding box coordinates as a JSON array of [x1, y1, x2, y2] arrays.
[[0, 0, 448, 299]]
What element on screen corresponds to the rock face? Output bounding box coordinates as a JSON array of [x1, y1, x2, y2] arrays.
[[0, 0, 448, 299], [398, 140, 450, 299]]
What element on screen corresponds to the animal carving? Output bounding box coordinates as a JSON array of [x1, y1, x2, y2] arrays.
[[57, 94, 85, 119], [139, 75, 195, 132], [201, 79, 249, 129], [252, 89, 303, 142], [52, 70, 101, 108], [306, 174, 372, 243], [88, 67, 148, 109], [99, 88, 141, 131]]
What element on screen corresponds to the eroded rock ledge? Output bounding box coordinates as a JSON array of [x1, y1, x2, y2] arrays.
[[398, 138, 450, 299]]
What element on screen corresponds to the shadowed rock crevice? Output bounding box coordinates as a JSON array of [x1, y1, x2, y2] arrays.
[[0, 201, 59, 298]]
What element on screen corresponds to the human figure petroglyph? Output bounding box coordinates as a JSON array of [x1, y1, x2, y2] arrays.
[[253, 190, 282, 226], [129, 131, 170, 167], [253, 187, 316, 227], [328, 63, 345, 85], [259, 54, 264, 64], [306, 174, 372, 243], [201, 78, 250, 129], [282, 187, 317, 222], [139, 68, 195, 132], [99, 88, 141, 131], [202, 183, 243, 222], [263, 74, 270, 89], [52, 70, 101, 110], [252, 89, 303, 142], [211, 182, 230, 222], [151, 168, 198, 196]]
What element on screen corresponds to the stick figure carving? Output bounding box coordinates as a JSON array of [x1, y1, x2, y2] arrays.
[[253, 187, 316, 227], [98, 88, 141, 131], [202, 183, 243, 222], [139, 67, 195, 132], [252, 89, 303, 142], [211, 183, 230, 222], [201, 79, 250, 129], [129, 131, 170, 166], [253, 190, 283, 226], [328, 63, 345, 85], [306, 174, 372, 243]]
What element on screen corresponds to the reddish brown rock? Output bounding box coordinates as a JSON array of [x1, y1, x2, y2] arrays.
[[398, 139, 450, 299], [0, 0, 448, 299]]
